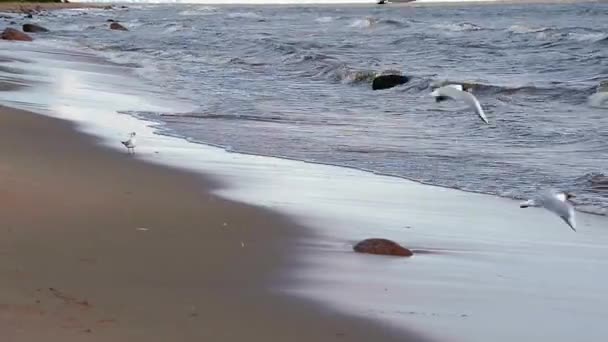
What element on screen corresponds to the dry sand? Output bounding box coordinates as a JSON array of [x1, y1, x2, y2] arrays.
[[0, 2, 105, 13], [0, 105, 431, 341]]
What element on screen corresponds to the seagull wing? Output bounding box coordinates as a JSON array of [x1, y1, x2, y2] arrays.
[[542, 190, 577, 232], [435, 86, 489, 124], [446, 84, 463, 91], [122, 138, 135, 148], [463, 92, 489, 124]]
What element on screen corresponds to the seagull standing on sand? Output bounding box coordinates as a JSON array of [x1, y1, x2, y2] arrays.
[[121, 132, 136, 154], [519, 190, 576, 232], [430, 84, 489, 124]]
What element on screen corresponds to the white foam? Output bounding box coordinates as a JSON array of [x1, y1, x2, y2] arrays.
[[227, 11, 262, 19], [432, 22, 482, 32], [507, 24, 548, 34], [178, 6, 218, 15], [2, 42, 608, 342], [315, 16, 334, 23], [349, 17, 376, 28], [567, 32, 608, 42]]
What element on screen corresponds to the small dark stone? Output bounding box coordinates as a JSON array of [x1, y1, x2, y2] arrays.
[[1, 28, 33, 41], [353, 238, 413, 257], [23, 23, 49, 33], [109, 22, 128, 31], [372, 74, 409, 90]]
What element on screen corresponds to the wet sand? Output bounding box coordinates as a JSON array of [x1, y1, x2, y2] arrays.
[[0, 105, 431, 341]]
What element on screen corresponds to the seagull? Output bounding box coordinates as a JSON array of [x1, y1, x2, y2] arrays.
[[430, 85, 489, 124], [519, 190, 576, 232], [588, 91, 608, 108], [121, 132, 136, 154]]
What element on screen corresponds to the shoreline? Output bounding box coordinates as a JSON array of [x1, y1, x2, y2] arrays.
[[2, 6, 608, 340], [0, 2, 106, 13], [0, 104, 430, 341]]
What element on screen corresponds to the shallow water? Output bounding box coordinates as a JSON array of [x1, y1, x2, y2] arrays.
[[2, 2, 608, 214]]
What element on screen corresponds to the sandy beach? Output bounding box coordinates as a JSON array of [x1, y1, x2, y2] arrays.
[[0, 105, 432, 341], [0, 2, 105, 13]]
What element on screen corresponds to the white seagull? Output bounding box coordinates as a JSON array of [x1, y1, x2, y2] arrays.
[[121, 132, 136, 154], [519, 190, 576, 232], [430, 85, 489, 124], [588, 91, 608, 108]]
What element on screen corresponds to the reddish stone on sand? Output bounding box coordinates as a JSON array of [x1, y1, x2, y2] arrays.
[[353, 238, 413, 257], [1, 28, 33, 41]]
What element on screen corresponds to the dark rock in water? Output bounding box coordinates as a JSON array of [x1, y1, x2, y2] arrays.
[[598, 80, 608, 93], [23, 23, 49, 33], [25, 14, 33, 19], [120, 5, 128, 8], [107, 19, 116, 22], [10, 21, 17, 25], [1, 28, 33, 41], [353, 238, 413, 257], [435, 95, 449, 103], [103, 5, 113, 10], [110, 22, 128, 31], [372, 74, 409, 90], [590, 174, 608, 191]]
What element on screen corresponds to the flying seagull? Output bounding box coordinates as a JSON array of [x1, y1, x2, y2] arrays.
[[520, 190, 576, 232], [431, 85, 489, 124], [121, 132, 136, 154]]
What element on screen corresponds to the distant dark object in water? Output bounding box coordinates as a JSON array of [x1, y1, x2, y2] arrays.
[[590, 174, 608, 191], [372, 74, 409, 90], [110, 22, 128, 31], [598, 80, 608, 93], [354, 238, 413, 257], [23, 23, 49, 33], [1, 28, 33, 41], [25, 14, 33, 19], [377, 0, 387, 4], [107, 19, 116, 22]]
